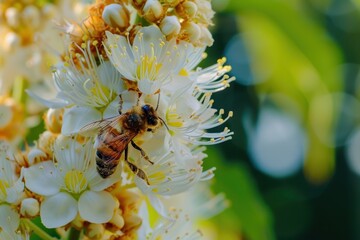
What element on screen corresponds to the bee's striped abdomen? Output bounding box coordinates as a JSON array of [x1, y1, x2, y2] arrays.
[[96, 146, 121, 178]]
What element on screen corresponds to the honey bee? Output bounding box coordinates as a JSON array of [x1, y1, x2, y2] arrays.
[[83, 103, 161, 184]]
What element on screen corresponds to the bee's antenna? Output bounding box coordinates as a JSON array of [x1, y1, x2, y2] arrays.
[[159, 117, 170, 132], [155, 92, 160, 111]]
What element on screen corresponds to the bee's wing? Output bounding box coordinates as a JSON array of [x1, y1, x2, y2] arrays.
[[95, 125, 137, 151], [80, 115, 124, 133]]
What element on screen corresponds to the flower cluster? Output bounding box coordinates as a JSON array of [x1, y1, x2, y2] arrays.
[[0, 0, 234, 239]]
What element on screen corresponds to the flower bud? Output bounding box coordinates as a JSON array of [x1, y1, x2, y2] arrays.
[[181, 21, 201, 43], [160, 16, 181, 37], [86, 223, 105, 239], [143, 0, 163, 22], [72, 214, 84, 229], [20, 198, 40, 217], [199, 25, 214, 46], [110, 208, 125, 229], [5, 7, 20, 28], [22, 5, 41, 29], [176, 1, 198, 19], [44, 108, 63, 134], [102, 4, 130, 30], [123, 214, 142, 232], [38, 131, 57, 157]]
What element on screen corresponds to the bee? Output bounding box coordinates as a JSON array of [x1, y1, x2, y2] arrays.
[[83, 103, 161, 184]]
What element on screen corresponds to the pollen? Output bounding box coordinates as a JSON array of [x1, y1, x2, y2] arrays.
[[179, 68, 188, 77], [217, 57, 227, 65], [149, 171, 167, 185], [64, 170, 87, 194], [136, 55, 162, 81]]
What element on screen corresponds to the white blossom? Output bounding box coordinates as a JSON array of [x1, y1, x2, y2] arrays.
[[0, 205, 29, 240], [23, 136, 120, 228], [105, 25, 187, 95], [0, 141, 24, 205]]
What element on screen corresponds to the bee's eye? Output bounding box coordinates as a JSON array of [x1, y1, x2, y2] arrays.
[[142, 105, 151, 113]]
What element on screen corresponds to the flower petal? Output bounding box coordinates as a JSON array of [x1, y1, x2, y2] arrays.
[[138, 78, 163, 95], [24, 161, 61, 196], [78, 191, 116, 223], [103, 96, 121, 119], [26, 89, 69, 108], [148, 192, 169, 219], [40, 192, 78, 228], [0, 205, 19, 231], [5, 178, 24, 204], [62, 106, 102, 135], [87, 162, 122, 191]]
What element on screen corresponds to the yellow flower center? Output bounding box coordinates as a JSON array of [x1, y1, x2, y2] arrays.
[[0, 179, 9, 200], [149, 171, 166, 186], [178, 68, 188, 77], [64, 170, 87, 194], [166, 109, 184, 130], [136, 55, 162, 81]]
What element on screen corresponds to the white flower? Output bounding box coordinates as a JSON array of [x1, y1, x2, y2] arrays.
[[28, 43, 125, 135], [138, 204, 203, 240], [163, 182, 229, 220], [0, 205, 28, 240], [105, 25, 187, 94], [134, 150, 215, 217], [175, 44, 235, 93], [0, 141, 24, 205], [23, 136, 120, 228], [167, 91, 232, 143], [191, 57, 235, 93]]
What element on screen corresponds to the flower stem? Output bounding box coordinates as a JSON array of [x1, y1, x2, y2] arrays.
[[12, 76, 28, 104], [68, 227, 81, 240], [22, 219, 57, 240]]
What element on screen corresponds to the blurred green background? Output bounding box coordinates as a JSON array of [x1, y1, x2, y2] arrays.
[[204, 0, 360, 239]]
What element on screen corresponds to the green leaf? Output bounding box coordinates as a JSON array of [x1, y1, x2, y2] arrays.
[[205, 147, 275, 240]]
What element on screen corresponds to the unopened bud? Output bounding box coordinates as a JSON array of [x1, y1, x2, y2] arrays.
[[176, 1, 198, 19], [22, 5, 41, 29], [102, 4, 130, 30], [5, 7, 20, 28], [160, 16, 181, 37], [181, 21, 201, 43], [44, 108, 63, 134], [123, 215, 142, 232], [110, 208, 125, 229], [86, 223, 105, 239], [143, 0, 163, 22], [199, 25, 214, 46], [72, 214, 84, 229], [20, 198, 40, 217]]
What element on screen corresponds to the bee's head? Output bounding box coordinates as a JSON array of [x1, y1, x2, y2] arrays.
[[142, 104, 158, 127]]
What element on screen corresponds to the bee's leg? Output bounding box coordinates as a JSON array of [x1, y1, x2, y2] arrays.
[[125, 146, 150, 184], [131, 141, 154, 164], [118, 94, 123, 114]]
